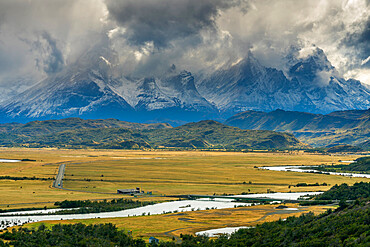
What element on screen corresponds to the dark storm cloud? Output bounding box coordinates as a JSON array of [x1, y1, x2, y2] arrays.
[[341, 17, 370, 68], [35, 32, 65, 74], [105, 0, 246, 49]]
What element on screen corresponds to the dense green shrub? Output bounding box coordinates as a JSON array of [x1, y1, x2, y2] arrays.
[[1, 223, 145, 247]]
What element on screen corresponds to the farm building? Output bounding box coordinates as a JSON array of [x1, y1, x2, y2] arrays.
[[149, 237, 159, 244], [117, 188, 140, 194]]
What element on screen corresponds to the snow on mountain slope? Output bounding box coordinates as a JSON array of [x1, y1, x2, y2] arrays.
[[288, 48, 370, 112], [109, 67, 216, 112], [0, 70, 133, 120], [197, 52, 316, 114], [197, 49, 370, 116], [0, 54, 217, 123]]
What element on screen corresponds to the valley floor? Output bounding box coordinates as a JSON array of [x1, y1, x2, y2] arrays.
[[0, 148, 368, 241]]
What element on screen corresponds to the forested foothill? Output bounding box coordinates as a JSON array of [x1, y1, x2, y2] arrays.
[[0, 119, 307, 150]]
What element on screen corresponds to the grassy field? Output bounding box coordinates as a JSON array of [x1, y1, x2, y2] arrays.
[[1, 148, 368, 241], [0, 148, 368, 210], [19, 203, 333, 242], [0, 148, 171, 209], [62, 150, 367, 195]]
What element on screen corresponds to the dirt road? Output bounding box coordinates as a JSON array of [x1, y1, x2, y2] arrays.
[[53, 164, 66, 188]]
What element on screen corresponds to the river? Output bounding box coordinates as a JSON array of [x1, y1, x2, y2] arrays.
[[259, 166, 370, 178], [0, 159, 21, 163], [0, 191, 324, 230], [0, 199, 251, 230]]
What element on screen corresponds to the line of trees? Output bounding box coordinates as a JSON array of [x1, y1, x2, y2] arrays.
[[0, 176, 53, 181], [315, 157, 370, 174], [51, 199, 154, 215]]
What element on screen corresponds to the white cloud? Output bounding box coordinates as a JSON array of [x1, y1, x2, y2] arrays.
[[361, 56, 370, 66], [0, 0, 108, 84]]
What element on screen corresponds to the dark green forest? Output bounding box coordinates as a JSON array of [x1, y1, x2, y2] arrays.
[[314, 182, 370, 201]]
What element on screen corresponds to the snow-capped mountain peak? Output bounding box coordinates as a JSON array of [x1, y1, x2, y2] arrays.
[[0, 48, 369, 123]]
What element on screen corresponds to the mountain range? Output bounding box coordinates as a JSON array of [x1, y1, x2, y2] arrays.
[[197, 49, 370, 116], [0, 47, 369, 124], [225, 108, 370, 147]]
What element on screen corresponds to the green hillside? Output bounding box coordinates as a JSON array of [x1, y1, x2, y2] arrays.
[[225, 109, 370, 147], [325, 144, 364, 153], [0, 119, 308, 150], [0, 118, 171, 135], [145, 120, 308, 149]]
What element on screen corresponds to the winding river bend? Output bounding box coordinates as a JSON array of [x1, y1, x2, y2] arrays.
[[0, 200, 251, 230], [259, 166, 370, 178], [0, 191, 324, 230]]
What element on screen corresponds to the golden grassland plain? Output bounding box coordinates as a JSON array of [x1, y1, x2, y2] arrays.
[[19, 203, 333, 242], [1, 148, 367, 241], [0, 148, 368, 210]]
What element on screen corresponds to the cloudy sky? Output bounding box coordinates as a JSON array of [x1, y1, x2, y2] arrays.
[[0, 0, 369, 97]]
